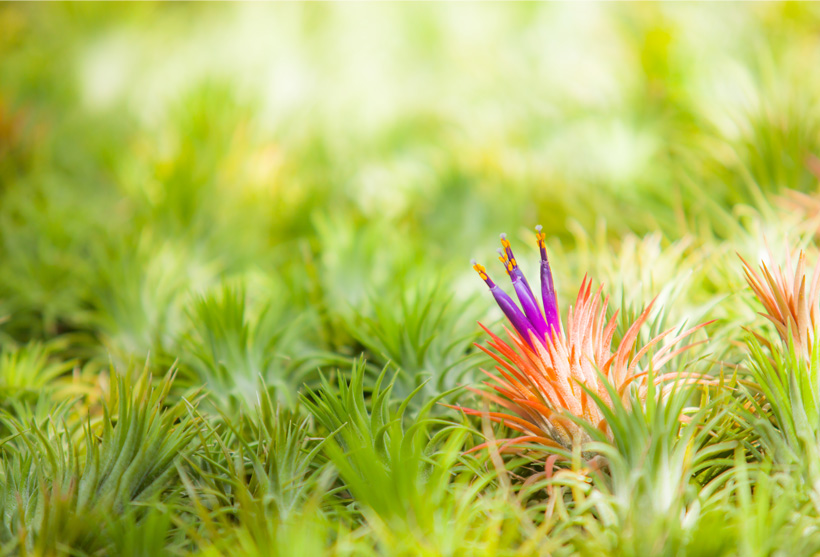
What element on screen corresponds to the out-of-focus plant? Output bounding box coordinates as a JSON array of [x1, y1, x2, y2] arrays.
[[344, 279, 487, 401], [0, 180, 111, 338], [301, 359, 459, 520], [0, 364, 201, 554], [738, 250, 820, 498], [0, 338, 75, 398], [178, 387, 340, 555], [302, 358, 515, 552], [181, 283, 347, 410], [726, 456, 820, 557], [741, 249, 819, 361], [79, 234, 192, 366], [556, 376, 738, 555]]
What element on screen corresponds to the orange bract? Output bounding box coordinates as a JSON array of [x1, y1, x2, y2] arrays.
[[457, 276, 712, 451], [741, 250, 820, 360]]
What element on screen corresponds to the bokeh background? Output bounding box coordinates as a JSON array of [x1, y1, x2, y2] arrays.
[[2, 2, 820, 405]]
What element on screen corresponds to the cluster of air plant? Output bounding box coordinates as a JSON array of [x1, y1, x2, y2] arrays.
[[457, 227, 713, 456], [7, 3, 820, 553], [0, 364, 202, 554], [343, 279, 486, 401]]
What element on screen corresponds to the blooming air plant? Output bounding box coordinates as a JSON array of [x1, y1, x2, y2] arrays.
[[457, 227, 713, 453]]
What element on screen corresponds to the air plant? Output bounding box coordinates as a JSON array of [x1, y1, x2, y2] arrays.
[[0, 364, 202, 554], [740, 248, 820, 361], [458, 227, 713, 453], [739, 249, 820, 487]]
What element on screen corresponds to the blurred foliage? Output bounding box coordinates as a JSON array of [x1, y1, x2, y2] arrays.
[[3, 2, 820, 554]]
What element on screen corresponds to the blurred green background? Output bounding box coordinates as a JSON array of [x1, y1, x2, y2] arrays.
[[2, 2, 820, 405]]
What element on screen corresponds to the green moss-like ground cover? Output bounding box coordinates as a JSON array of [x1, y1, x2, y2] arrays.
[[2, 3, 820, 555]]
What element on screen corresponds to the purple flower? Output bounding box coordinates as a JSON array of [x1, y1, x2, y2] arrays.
[[472, 226, 560, 348]]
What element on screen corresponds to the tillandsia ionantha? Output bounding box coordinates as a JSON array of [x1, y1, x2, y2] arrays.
[[458, 226, 713, 452], [741, 249, 820, 361]]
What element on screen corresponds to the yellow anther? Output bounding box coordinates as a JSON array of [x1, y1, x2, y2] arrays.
[[498, 256, 513, 275], [473, 262, 488, 280], [500, 237, 511, 250], [536, 231, 546, 249]]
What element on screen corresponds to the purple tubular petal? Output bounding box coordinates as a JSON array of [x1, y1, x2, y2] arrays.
[[499, 234, 550, 343], [535, 231, 560, 335], [488, 284, 539, 345], [472, 259, 538, 346], [510, 271, 549, 343]]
